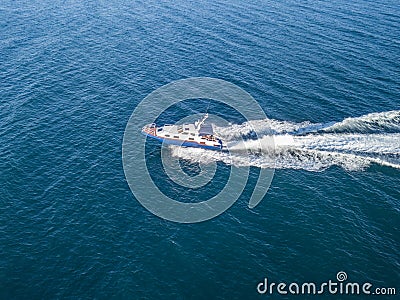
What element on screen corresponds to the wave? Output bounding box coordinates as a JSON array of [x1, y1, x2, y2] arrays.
[[170, 110, 400, 171], [214, 110, 400, 140], [323, 110, 400, 133]]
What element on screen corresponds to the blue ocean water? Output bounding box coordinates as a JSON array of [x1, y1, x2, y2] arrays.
[[1, 0, 399, 299]]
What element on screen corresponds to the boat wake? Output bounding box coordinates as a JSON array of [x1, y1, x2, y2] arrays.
[[169, 110, 400, 171]]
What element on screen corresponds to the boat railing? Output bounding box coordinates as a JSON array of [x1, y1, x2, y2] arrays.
[[142, 123, 157, 131]]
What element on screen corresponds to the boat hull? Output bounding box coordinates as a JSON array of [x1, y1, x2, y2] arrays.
[[142, 132, 224, 151]]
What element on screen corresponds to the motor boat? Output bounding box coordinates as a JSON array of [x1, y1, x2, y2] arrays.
[[141, 113, 227, 151]]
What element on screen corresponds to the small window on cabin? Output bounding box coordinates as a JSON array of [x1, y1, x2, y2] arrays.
[[174, 135, 179, 138], [189, 138, 194, 140], [165, 134, 170, 137]]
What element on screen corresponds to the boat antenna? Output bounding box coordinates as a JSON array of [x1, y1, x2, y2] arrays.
[[205, 100, 211, 114], [196, 100, 212, 129]]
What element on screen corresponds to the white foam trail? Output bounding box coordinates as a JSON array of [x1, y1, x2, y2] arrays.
[[214, 119, 326, 140], [288, 133, 400, 155], [214, 110, 400, 139], [171, 111, 400, 171], [323, 110, 400, 133]]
